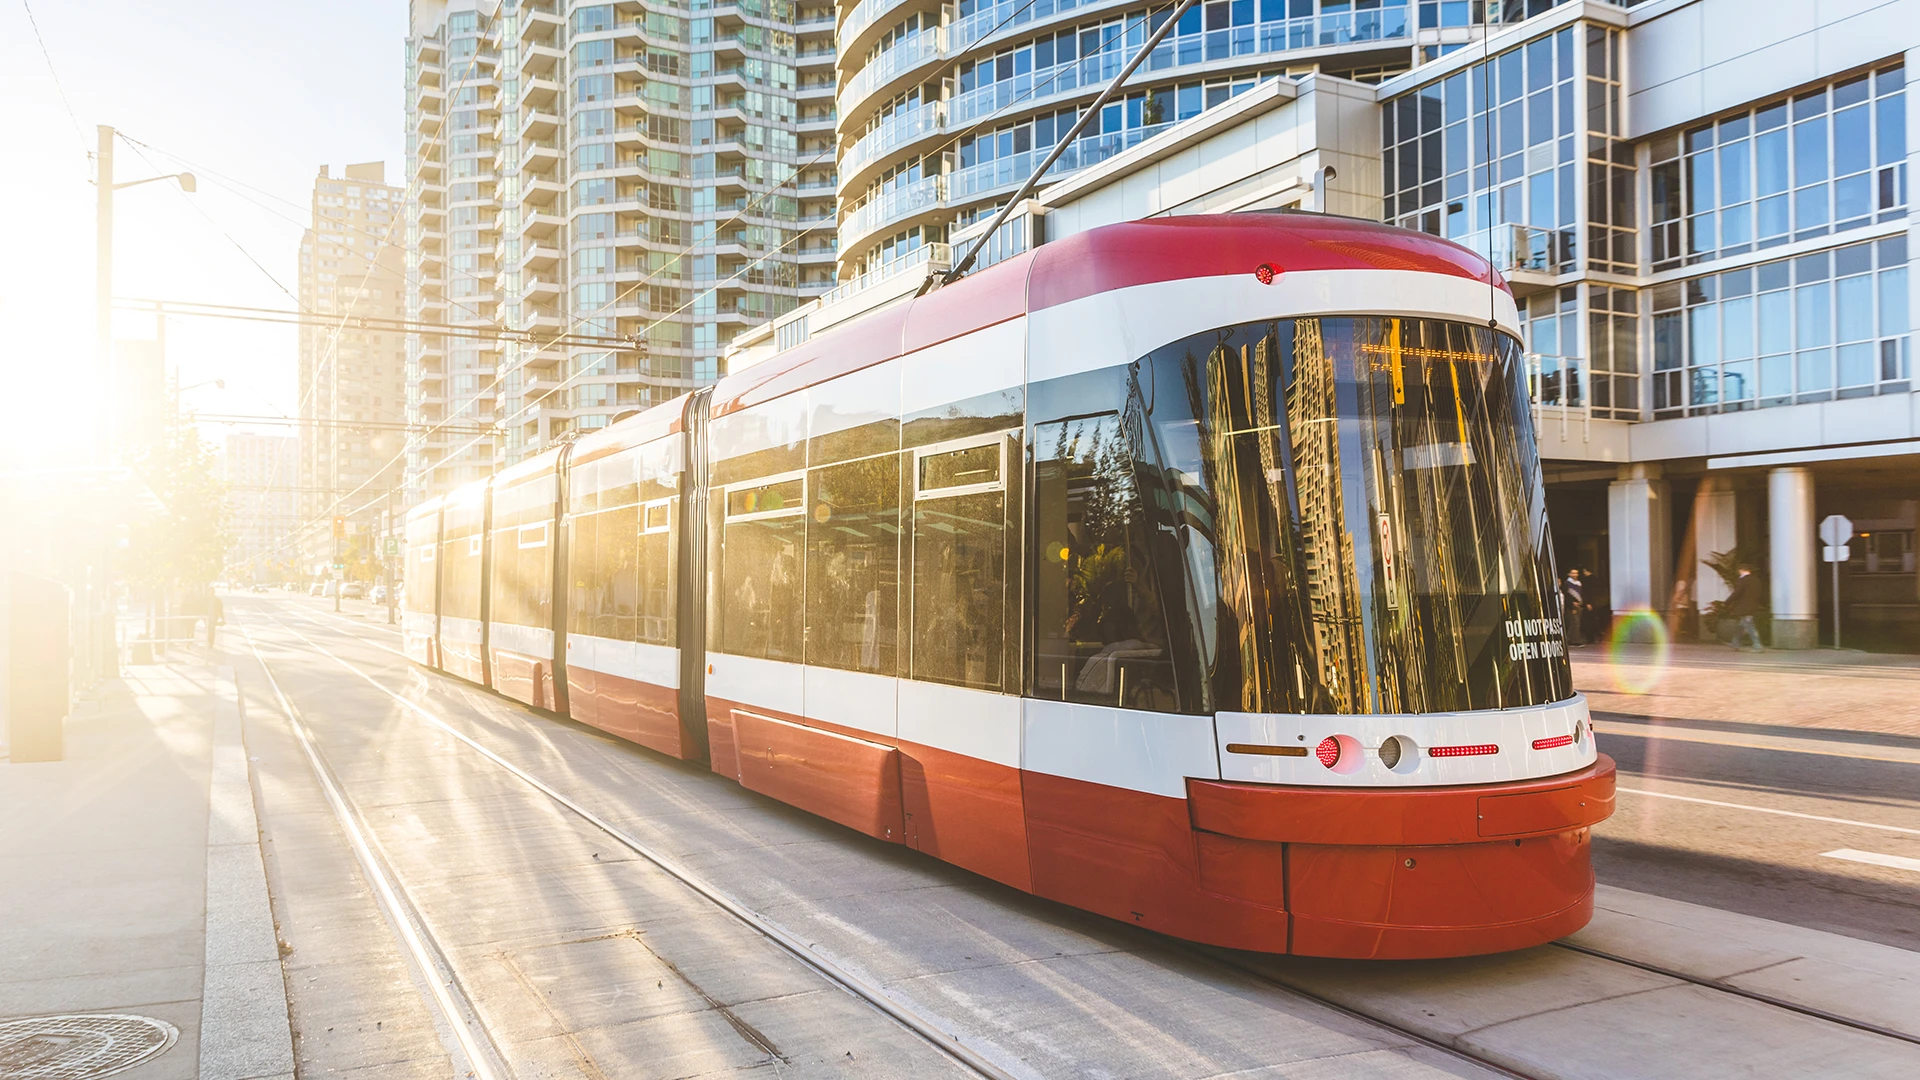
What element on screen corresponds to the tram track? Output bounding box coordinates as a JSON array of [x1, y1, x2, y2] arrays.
[[253, 605, 1555, 1079], [1546, 940, 1920, 1049], [242, 608, 1021, 1080], [246, 601, 1920, 1077]]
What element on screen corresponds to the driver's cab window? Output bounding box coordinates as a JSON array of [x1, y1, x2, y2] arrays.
[[1031, 411, 1175, 711]]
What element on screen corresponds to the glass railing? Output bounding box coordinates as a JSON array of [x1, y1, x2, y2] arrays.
[[819, 242, 952, 307], [945, 7, 1411, 127], [844, 102, 945, 176], [840, 31, 943, 112], [840, 0, 920, 50], [1459, 223, 1578, 276], [843, 175, 947, 242], [947, 121, 1171, 201]]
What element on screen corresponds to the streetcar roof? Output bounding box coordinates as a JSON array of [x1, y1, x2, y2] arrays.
[[708, 211, 1504, 420]]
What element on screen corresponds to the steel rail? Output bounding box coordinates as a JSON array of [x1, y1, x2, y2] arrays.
[[241, 623, 512, 1080], [250, 610, 1017, 1080]]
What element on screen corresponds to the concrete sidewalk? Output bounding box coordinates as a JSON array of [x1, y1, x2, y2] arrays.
[[1574, 642, 1920, 737], [0, 659, 292, 1079]]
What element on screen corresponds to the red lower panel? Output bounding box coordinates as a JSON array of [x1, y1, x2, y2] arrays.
[[1023, 771, 1289, 953], [441, 640, 484, 685], [732, 710, 904, 843], [491, 648, 553, 710], [897, 740, 1031, 892], [568, 666, 685, 758], [1287, 830, 1596, 959]]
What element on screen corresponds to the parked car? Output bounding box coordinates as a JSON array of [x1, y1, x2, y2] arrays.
[[370, 585, 388, 603], [342, 582, 366, 599], [308, 583, 325, 597]]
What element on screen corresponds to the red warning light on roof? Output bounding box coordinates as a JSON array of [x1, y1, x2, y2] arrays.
[[1254, 263, 1280, 285]]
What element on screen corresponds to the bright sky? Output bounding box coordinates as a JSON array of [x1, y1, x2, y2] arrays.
[[0, 0, 407, 466]]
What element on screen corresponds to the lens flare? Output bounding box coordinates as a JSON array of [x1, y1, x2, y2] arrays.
[[1605, 609, 1671, 694]]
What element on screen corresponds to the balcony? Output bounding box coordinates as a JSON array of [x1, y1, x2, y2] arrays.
[[520, 241, 562, 270], [519, 3, 563, 43], [842, 175, 946, 250], [843, 101, 943, 189], [1461, 224, 1576, 295], [1527, 353, 1593, 442], [522, 177, 565, 206], [819, 243, 951, 308], [838, 0, 926, 61], [520, 106, 560, 140], [947, 122, 1173, 204], [519, 42, 563, 77], [838, 30, 942, 121]]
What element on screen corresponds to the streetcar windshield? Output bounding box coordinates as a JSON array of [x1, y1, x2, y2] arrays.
[[1143, 315, 1571, 715]]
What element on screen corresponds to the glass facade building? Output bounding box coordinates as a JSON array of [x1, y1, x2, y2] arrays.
[[404, 0, 837, 503], [1382, 16, 1909, 425], [832, 0, 1607, 281]]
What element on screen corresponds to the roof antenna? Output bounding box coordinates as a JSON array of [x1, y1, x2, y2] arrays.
[[918, 0, 1203, 297]]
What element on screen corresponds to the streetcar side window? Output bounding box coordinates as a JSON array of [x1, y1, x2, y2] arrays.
[[1030, 403, 1177, 712], [633, 439, 680, 647], [718, 473, 806, 661], [910, 434, 1011, 691], [440, 497, 484, 623], [806, 451, 900, 675], [490, 471, 556, 630]]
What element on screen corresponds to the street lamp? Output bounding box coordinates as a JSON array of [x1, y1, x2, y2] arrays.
[[92, 124, 195, 683]]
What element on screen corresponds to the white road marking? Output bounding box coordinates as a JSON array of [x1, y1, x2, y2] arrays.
[[1617, 787, 1920, 837], [1821, 848, 1920, 874], [1594, 721, 1920, 766]]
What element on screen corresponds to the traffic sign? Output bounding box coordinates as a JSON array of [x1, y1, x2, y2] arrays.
[[383, 537, 400, 557], [1823, 544, 1850, 563], [1819, 515, 1852, 650], [1819, 514, 1853, 547]]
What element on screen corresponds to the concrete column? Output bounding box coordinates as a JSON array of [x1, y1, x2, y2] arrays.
[[1692, 477, 1738, 611], [1608, 464, 1671, 640], [1768, 466, 1818, 649]]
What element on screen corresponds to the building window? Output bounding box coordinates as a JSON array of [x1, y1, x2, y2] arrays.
[[1650, 235, 1908, 417], [1381, 25, 1582, 274], [1650, 65, 1906, 271]]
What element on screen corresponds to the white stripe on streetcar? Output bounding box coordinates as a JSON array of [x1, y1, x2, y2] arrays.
[[1617, 788, 1920, 836], [1821, 848, 1920, 874]]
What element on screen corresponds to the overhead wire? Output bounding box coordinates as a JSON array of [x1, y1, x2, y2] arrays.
[[19, 0, 87, 154], [237, 0, 1176, 570]]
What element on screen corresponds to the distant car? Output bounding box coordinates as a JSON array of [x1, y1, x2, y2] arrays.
[[308, 583, 325, 596], [342, 582, 366, 599], [283, 583, 297, 592], [250, 584, 269, 593], [370, 585, 388, 603]]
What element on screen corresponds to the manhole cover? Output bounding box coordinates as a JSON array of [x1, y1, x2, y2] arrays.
[[0, 1014, 178, 1079]]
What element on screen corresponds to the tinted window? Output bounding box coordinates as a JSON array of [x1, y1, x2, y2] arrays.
[[911, 435, 1013, 690]]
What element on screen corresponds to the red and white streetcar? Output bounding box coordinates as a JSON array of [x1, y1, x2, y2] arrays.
[[402, 212, 1615, 959]]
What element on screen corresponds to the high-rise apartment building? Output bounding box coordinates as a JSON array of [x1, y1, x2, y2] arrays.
[[403, 0, 838, 504], [224, 432, 300, 583], [832, 0, 1589, 283], [296, 162, 409, 576]]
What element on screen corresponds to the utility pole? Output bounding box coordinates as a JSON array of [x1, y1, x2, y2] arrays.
[[91, 125, 116, 686], [386, 483, 398, 625]]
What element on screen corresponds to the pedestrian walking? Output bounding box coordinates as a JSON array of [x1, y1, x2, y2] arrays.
[[205, 590, 223, 649], [1727, 564, 1764, 651], [1561, 568, 1586, 647]]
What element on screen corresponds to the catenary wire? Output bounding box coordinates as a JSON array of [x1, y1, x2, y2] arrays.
[[238, 0, 1175, 569]]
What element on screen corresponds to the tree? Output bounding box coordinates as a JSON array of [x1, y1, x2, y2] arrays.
[[125, 415, 230, 598]]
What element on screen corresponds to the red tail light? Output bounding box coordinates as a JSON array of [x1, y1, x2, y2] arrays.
[[1315, 736, 1342, 768], [1532, 734, 1575, 750], [1428, 743, 1500, 758]]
